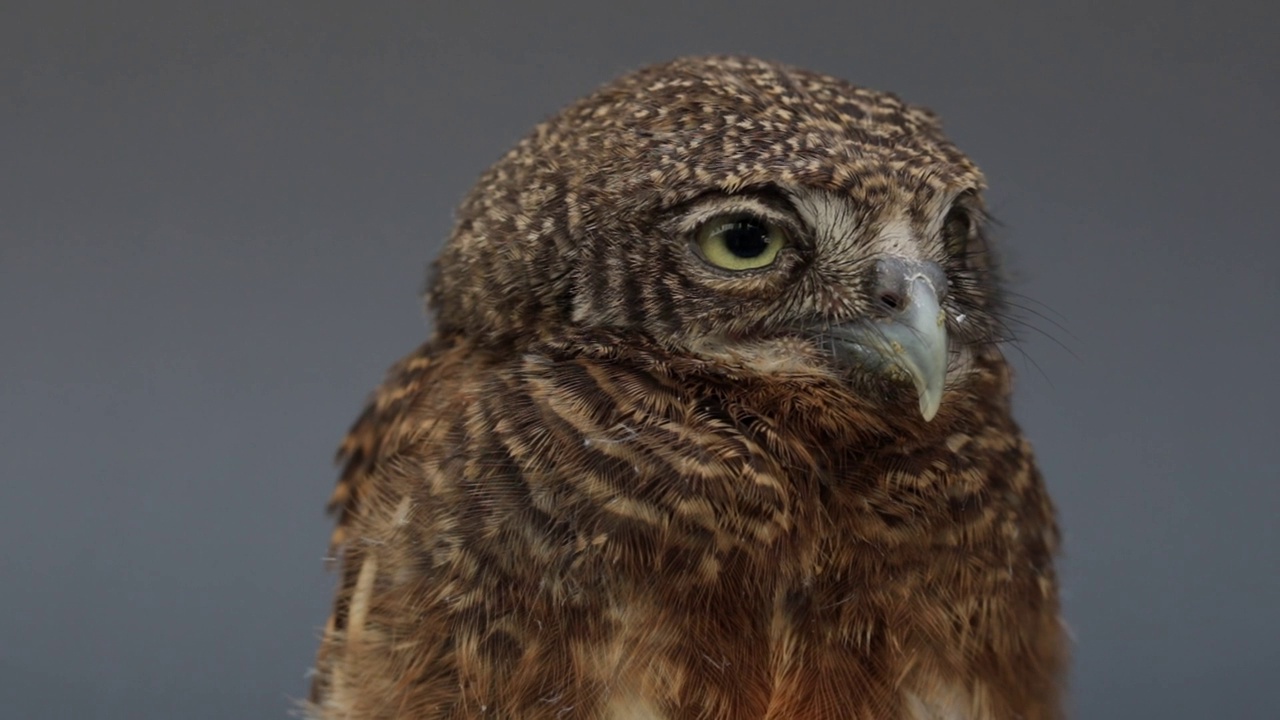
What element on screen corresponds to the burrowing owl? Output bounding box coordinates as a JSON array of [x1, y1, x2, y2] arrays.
[[310, 56, 1064, 720]]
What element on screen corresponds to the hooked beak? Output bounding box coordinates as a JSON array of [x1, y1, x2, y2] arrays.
[[828, 258, 949, 421]]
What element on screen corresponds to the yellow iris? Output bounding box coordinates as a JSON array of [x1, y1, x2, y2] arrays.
[[695, 214, 788, 271]]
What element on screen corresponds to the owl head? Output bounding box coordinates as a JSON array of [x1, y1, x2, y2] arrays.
[[430, 56, 1007, 421]]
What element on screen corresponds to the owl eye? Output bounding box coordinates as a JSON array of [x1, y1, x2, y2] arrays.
[[695, 214, 788, 271], [942, 205, 974, 255]]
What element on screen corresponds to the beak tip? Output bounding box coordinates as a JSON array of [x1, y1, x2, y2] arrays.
[[914, 373, 943, 422], [919, 393, 941, 422]]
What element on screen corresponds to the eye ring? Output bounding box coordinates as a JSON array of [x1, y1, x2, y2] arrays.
[[694, 213, 789, 271]]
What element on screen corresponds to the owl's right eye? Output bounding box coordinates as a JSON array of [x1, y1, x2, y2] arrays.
[[695, 214, 789, 271], [941, 205, 974, 256]]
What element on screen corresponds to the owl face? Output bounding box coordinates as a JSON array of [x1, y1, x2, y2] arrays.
[[570, 182, 998, 420], [431, 57, 1005, 420]]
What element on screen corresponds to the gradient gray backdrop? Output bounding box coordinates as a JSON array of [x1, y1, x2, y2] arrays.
[[3, 1, 1277, 718]]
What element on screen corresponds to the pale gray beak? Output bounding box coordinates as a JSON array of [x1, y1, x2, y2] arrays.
[[829, 258, 949, 421]]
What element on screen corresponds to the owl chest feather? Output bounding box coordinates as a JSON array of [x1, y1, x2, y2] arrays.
[[583, 504, 1010, 720], [526, 353, 1060, 719], [315, 346, 1061, 719], [594, 587, 989, 720], [602, 692, 976, 720]]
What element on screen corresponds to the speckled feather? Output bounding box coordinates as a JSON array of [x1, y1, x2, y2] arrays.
[[310, 56, 1064, 719]]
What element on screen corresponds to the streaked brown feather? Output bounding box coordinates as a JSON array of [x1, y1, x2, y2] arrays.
[[326, 342, 439, 556]]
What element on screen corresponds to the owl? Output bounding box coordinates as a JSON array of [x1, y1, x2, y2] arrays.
[[309, 56, 1064, 720]]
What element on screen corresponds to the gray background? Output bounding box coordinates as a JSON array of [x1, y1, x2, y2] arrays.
[[3, 1, 1276, 718]]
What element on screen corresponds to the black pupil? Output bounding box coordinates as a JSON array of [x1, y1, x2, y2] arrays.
[[944, 209, 970, 244], [721, 219, 771, 258]]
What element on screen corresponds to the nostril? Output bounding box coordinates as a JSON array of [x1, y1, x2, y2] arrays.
[[878, 291, 904, 311]]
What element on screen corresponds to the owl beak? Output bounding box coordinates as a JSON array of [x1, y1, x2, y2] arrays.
[[828, 260, 949, 421]]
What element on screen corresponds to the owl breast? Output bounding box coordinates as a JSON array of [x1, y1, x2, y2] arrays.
[[592, 586, 989, 720]]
